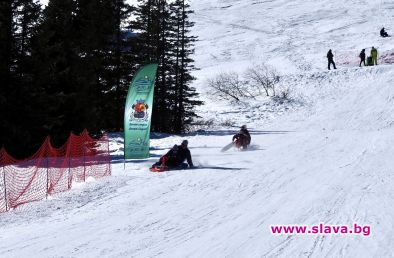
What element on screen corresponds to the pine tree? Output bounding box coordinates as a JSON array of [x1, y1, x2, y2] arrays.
[[103, 0, 135, 131], [132, 0, 202, 133], [14, 0, 41, 79], [0, 0, 42, 157], [0, 1, 13, 107], [32, 0, 81, 147], [0, 1, 14, 153], [170, 0, 202, 132], [73, 0, 137, 132], [73, 0, 116, 133]]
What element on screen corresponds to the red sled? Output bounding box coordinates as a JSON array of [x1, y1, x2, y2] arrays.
[[150, 166, 170, 172]]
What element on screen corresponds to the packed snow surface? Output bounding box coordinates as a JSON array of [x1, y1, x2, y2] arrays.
[[2, 0, 394, 257]]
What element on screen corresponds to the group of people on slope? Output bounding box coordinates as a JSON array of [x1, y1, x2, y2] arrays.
[[326, 27, 389, 70], [151, 125, 251, 170], [327, 46, 379, 70], [358, 47, 378, 67]]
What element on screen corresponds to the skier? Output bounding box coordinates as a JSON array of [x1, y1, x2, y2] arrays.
[[359, 49, 366, 67], [371, 47, 378, 65], [380, 27, 389, 37], [232, 125, 251, 149], [327, 49, 337, 70], [151, 140, 194, 170]]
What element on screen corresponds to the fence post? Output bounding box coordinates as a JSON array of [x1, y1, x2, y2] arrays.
[[68, 153, 71, 189], [107, 135, 111, 175], [46, 155, 49, 199], [2, 164, 7, 212], [83, 138, 86, 182], [67, 133, 71, 189]]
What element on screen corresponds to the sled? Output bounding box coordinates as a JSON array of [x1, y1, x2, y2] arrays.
[[149, 165, 170, 172]]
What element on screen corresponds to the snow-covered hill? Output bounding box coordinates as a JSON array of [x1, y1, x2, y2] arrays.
[[1, 0, 394, 257]]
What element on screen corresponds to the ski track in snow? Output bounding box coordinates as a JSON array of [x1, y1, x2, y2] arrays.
[[3, 0, 394, 257]]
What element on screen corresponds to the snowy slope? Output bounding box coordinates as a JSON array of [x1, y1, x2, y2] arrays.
[[2, 0, 394, 257]]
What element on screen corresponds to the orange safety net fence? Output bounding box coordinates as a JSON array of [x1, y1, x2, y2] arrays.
[[0, 130, 111, 213]]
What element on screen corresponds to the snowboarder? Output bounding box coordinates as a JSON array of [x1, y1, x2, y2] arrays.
[[232, 125, 251, 149], [151, 140, 194, 171], [359, 49, 366, 67], [380, 27, 389, 37], [371, 47, 378, 65], [327, 49, 337, 70]]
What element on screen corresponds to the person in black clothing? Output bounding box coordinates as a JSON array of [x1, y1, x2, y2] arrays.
[[152, 140, 194, 169], [175, 140, 194, 168], [327, 49, 337, 70], [152, 144, 178, 168], [359, 49, 366, 67], [380, 27, 389, 37], [232, 125, 251, 149]]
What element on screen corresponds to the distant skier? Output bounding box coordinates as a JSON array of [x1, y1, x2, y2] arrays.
[[371, 47, 378, 65], [380, 27, 389, 37], [151, 140, 194, 170], [327, 49, 337, 70], [359, 49, 366, 67], [232, 125, 251, 149]]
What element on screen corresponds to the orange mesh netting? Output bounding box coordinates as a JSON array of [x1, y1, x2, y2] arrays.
[[0, 130, 111, 213]]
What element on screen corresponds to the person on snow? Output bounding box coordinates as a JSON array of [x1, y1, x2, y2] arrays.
[[371, 47, 378, 66], [152, 144, 179, 168], [176, 140, 194, 168], [232, 125, 251, 149], [151, 140, 194, 169], [380, 27, 389, 37], [359, 49, 366, 67], [327, 49, 337, 70]]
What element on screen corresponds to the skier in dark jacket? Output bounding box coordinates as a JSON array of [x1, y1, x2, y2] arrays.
[[327, 49, 337, 70], [232, 125, 251, 149], [359, 49, 366, 67], [151, 140, 194, 169], [380, 27, 389, 37]]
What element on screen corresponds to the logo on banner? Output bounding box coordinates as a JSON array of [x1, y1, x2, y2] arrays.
[[131, 99, 149, 120], [128, 137, 149, 147], [135, 76, 153, 93]]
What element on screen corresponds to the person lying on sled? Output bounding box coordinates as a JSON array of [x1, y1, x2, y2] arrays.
[[151, 140, 194, 169]]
